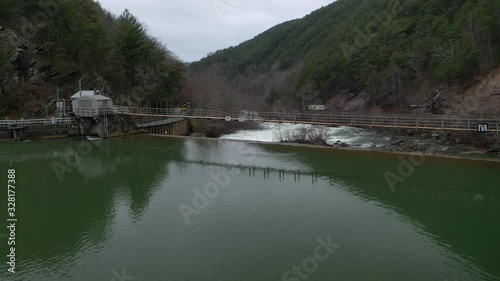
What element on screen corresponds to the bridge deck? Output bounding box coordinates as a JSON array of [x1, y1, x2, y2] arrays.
[[136, 118, 185, 129], [122, 108, 500, 133]]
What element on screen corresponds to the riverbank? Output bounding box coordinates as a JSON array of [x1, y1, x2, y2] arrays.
[[209, 121, 498, 157], [149, 134, 500, 163], [375, 128, 500, 156]]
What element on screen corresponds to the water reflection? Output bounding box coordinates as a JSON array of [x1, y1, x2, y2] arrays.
[[176, 140, 500, 280], [0, 137, 181, 280], [176, 157, 498, 204], [0, 137, 498, 281]]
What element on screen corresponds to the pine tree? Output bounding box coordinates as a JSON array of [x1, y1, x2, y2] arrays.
[[115, 9, 152, 91]]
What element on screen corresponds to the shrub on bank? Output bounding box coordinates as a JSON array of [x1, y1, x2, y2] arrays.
[[277, 126, 331, 146]]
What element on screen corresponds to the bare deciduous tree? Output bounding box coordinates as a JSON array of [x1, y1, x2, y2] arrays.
[[432, 41, 459, 66], [406, 52, 422, 78], [388, 64, 403, 108]]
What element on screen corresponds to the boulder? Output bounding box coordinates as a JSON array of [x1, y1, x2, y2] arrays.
[[341, 142, 350, 148], [391, 140, 406, 145]]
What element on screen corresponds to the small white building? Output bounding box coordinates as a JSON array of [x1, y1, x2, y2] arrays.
[[71, 91, 113, 117]]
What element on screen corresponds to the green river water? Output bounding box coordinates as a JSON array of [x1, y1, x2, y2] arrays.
[[0, 136, 499, 281]]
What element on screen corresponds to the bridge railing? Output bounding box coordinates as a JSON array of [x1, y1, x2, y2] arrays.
[[72, 107, 115, 117], [0, 117, 74, 128], [121, 107, 500, 132]]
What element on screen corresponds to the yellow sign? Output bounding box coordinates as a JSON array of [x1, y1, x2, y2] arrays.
[[308, 105, 325, 111]]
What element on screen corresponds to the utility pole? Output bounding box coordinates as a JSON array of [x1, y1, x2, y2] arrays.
[[79, 78, 83, 97]]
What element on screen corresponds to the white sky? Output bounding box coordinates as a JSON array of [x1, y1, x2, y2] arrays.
[[97, 0, 335, 62]]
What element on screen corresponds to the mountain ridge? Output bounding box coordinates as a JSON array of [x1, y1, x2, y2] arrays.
[[185, 0, 500, 116]]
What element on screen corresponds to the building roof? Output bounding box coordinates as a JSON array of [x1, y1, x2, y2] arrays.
[[71, 91, 98, 99], [74, 94, 112, 101]]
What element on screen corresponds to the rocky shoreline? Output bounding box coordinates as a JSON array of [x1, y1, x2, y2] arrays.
[[207, 121, 500, 157], [372, 128, 500, 156], [280, 126, 500, 157]]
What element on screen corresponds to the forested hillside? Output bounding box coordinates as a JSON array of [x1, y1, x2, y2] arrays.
[[187, 0, 500, 115], [0, 0, 185, 118]]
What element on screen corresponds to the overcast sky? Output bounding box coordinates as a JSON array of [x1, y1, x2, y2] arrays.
[[98, 0, 335, 63]]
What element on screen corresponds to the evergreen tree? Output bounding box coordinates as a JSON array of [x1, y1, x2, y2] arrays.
[[115, 9, 152, 91]]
